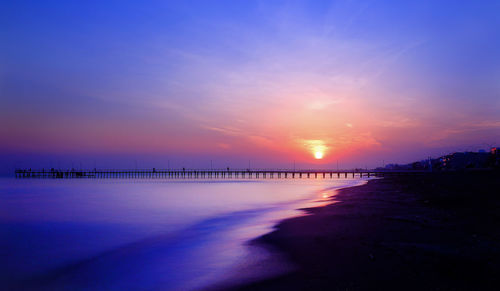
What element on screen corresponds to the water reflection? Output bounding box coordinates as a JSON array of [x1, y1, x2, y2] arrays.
[[0, 178, 367, 290]]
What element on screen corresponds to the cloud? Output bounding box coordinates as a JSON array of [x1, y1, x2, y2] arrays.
[[201, 126, 243, 136], [308, 99, 342, 110]]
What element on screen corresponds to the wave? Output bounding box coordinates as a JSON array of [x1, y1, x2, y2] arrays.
[[18, 207, 281, 290]]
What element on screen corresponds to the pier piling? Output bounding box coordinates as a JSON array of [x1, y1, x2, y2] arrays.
[[14, 168, 420, 180]]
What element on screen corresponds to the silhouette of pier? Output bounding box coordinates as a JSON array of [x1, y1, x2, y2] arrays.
[[15, 168, 427, 179]]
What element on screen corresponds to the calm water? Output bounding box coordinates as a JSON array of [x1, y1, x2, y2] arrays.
[[0, 177, 366, 290]]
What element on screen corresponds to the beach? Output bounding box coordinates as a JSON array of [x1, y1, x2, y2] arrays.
[[231, 171, 500, 290]]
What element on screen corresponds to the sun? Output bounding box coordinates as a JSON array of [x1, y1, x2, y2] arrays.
[[303, 139, 328, 160]]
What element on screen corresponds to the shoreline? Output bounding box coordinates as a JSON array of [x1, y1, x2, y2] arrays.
[[2, 178, 365, 291], [202, 178, 370, 291], [229, 171, 500, 290]]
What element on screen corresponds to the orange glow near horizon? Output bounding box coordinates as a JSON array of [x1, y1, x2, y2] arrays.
[[301, 139, 329, 161]]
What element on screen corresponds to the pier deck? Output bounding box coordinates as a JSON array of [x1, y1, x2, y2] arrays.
[[14, 169, 427, 179]]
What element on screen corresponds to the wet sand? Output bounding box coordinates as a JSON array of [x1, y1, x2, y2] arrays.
[[230, 171, 500, 290]]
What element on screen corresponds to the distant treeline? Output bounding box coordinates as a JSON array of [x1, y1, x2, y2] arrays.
[[379, 147, 500, 171]]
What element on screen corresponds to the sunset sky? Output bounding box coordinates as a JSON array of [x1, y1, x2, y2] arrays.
[[1, 0, 500, 173]]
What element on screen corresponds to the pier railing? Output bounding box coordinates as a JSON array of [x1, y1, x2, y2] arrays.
[[14, 168, 427, 179]]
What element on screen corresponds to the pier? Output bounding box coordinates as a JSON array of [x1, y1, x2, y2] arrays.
[[14, 168, 427, 179]]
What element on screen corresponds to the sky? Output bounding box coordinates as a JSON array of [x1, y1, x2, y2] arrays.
[[1, 0, 500, 173]]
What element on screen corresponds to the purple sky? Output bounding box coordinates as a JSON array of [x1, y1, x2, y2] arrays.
[[1, 1, 500, 174]]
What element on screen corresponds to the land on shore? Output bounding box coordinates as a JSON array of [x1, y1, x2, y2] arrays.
[[230, 171, 500, 290]]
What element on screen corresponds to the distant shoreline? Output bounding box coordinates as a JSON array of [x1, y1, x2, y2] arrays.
[[230, 171, 500, 290]]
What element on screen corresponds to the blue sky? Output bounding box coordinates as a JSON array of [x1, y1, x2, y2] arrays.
[[1, 0, 500, 173]]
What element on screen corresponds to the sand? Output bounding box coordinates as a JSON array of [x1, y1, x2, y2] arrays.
[[229, 171, 500, 290]]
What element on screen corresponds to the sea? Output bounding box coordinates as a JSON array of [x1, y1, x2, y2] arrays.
[[0, 177, 366, 290]]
